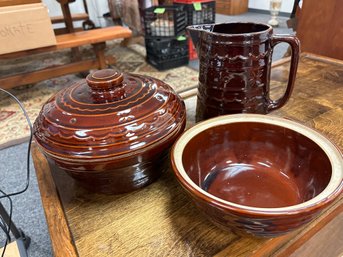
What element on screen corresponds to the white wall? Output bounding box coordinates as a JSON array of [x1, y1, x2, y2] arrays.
[[249, 0, 293, 13], [43, 0, 110, 28]]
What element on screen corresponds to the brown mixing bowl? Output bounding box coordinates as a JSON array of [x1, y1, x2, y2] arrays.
[[171, 114, 343, 237], [34, 69, 186, 194]]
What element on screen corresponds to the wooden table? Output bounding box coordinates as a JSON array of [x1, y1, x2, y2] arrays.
[[31, 53, 343, 257]]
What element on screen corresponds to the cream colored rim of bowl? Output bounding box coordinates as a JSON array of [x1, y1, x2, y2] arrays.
[[173, 114, 343, 213]]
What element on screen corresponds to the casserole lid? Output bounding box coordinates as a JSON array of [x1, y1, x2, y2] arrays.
[[33, 69, 186, 160]]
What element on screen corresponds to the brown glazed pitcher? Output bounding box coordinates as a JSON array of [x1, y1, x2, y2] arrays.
[[188, 22, 300, 122]]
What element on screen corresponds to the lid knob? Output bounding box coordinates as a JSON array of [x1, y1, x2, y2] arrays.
[[86, 69, 124, 90], [86, 69, 125, 102]]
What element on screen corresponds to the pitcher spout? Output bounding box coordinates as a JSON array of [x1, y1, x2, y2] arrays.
[[187, 24, 215, 55]]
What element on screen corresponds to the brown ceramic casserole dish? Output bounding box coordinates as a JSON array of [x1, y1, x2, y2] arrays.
[[34, 69, 186, 194]]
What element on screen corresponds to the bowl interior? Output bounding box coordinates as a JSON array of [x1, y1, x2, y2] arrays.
[[182, 122, 332, 208]]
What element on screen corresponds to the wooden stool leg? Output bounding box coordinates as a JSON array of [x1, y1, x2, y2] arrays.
[[120, 36, 143, 47], [71, 47, 82, 62], [120, 38, 131, 47], [92, 42, 107, 69], [60, 1, 83, 62]]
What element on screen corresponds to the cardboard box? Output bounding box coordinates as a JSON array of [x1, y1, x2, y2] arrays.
[[0, 3, 56, 55], [0, 0, 41, 8]]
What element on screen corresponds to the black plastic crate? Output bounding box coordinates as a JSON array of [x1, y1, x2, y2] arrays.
[[146, 37, 189, 70], [145, 36, 188, 56], [147, 54, 189, 70], [175, 1, 215, 25], [143, 5, 187, 37], [146, 46, 188, 62]]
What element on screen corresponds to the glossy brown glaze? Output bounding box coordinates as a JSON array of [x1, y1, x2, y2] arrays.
[[31, 54, 343, 256], [182, 122, 331, 208], [188, 22, 300, 122], [33, 69, 186, 194], [171, 115, 343, 237]]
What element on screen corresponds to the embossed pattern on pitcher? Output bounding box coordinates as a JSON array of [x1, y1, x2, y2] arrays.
[[196, 26, 273, 121], [188, 23, 300, 122]]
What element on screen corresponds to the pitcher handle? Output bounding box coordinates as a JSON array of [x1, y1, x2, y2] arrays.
[[267, 35, 300, 112]]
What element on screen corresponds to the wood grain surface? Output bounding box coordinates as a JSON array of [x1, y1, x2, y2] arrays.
[[0, 26, 132, 59], [215, 0, 248, 15], [51, 13, 89, 24], [32, 53, 343, 257], [0, 0, 40, 7], [32, 145, 79, 257], [297, 0, 343, 60], [0, 26, 131, 90]]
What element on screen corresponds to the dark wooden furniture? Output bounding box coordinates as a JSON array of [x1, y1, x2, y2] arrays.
[[0, 26, 132, 90], [215, 0, 248, 15], [51, 13, 90, 35], [51, 13, 89, 24], [56, 0, 79, 33], [52, 0, 95, 35], [32, 53, 343, 257], [296, 0, 343, 59]]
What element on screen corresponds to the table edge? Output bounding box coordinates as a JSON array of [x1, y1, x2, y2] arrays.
[[31, 53, 343, 257], [32, 142, 79, 257]]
